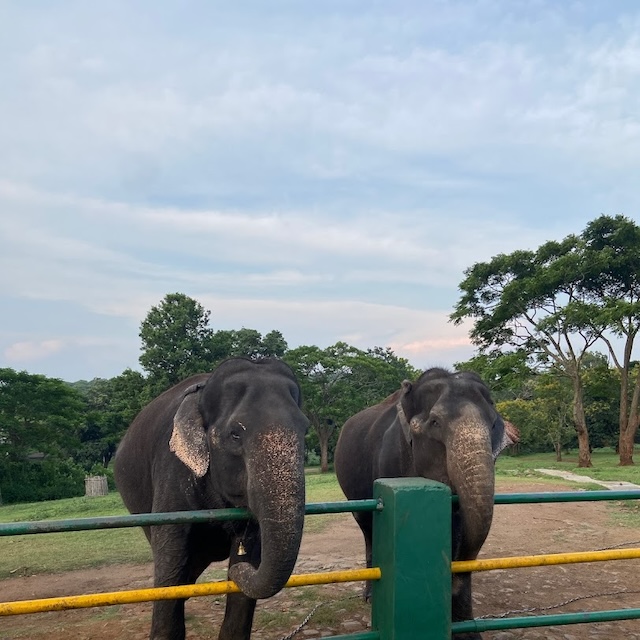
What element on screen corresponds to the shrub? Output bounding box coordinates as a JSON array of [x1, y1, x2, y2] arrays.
[[0, 458, 86, 504]]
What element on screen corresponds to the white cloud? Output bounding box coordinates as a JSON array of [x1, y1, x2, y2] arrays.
[[2, 2, 640, 380], [5, 340, 64, 362]]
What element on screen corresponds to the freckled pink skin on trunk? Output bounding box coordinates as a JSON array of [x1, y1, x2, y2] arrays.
[[448, 416, 495, 561], [228, 425, 305, 599]]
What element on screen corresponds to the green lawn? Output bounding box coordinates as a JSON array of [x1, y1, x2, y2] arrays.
[[3, 456, 640, 581], [496, 448, 640, 485], [0, 472, 347, 579]]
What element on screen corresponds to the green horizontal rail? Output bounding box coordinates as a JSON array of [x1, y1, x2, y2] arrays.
[[0, 499, 380, 537], [452, 607, 640, 633], [448, 490, 640, 506], [325, 634, 379, 640], [3, 490, 638, 537], [492, 490, 640, 504]]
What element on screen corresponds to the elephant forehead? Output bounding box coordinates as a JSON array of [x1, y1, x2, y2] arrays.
[[432, 393, 492, 420]]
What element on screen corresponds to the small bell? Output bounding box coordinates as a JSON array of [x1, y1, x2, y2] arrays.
[[237, 541, 246, 556]]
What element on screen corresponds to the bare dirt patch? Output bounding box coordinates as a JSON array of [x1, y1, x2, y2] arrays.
[[2, 479, 640, 639]]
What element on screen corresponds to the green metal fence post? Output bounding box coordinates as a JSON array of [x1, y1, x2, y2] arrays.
[[371, 478, 451, 640]]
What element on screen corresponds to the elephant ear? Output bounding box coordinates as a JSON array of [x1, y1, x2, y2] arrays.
[[169, 383, 209, 477], [492, 415, 516, 460], [396, 380, 414, 445]]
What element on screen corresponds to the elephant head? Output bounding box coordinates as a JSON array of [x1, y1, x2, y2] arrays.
[[169, 357, 308, 599], [395, 369, 506, 561]]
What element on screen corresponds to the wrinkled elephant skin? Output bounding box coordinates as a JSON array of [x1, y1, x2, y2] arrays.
[[114, 357, 308, 640], [334, 368, 507, 640]]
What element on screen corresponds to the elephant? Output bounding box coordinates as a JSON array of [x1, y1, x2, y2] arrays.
[[113, 357, 309, 640], [334, 367, 512, 640]]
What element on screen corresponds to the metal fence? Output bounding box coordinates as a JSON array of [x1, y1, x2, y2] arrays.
[[2, 479, 640, 638]]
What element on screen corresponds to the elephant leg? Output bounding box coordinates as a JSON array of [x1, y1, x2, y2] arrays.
[[452, 572, 480, 639], [353, 512, 373, 601], [148, 525, 194, 640], [219, 592, 257, 640], [219, 531, 261, 640]]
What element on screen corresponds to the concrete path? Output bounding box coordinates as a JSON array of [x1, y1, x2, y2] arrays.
[[536, 468, 640, 490]]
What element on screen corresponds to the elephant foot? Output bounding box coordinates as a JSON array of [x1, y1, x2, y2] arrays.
[[362, 581, 372, 603]]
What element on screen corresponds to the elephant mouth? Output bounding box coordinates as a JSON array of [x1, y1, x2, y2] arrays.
[[224, 493, 248, 508]]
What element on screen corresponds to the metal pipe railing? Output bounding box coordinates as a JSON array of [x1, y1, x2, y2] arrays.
[[452, 607, 640, 634], [0, 568, 381, 616], [0, 499, 380, 536]]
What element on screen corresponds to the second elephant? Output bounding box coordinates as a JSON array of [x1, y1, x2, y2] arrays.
[[334, 367, 512, 640]]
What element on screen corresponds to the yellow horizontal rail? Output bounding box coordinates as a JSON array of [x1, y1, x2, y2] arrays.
[[0, 568, 381, 617], [453, 547, 640, 573]]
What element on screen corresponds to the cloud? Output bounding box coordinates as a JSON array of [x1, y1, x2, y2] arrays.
[[5, 340, 64, 362], [2, 2, 640, 381]]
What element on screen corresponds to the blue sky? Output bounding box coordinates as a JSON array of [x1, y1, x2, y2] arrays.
[[2, 1, 640, 381]]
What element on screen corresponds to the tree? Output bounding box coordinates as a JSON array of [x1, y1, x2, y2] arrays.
[[581, 215, 640, 464], [259, 330, 288, 358], [73, 369, 146, 470], [0, 369, 83, 460], [285, 343, 417, 472], [451, 236, 603, 467], [139, 293, 214, 390], [222, 328, 288, 359], [454, 350, 534, 402], [140, 293, 291, 392], [0, 368, 85, 503], [285, 344, 353, 472], [533, 374, 575, 461], [581, 353, 620, 451]]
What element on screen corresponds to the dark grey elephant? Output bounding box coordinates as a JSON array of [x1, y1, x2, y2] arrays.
[[114, 357, 309, 640], [334, 368, 511, 640]]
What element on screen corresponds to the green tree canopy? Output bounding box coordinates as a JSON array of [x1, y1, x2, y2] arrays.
[[139, 293, 290, 393], [0, 368, 84, 460], [139, 293, 214, 389], [73, 369, 147, 471], [581, 215, 640, 464], [454, 350, 534, 402], [0, 368, 85, 503], [451, 235, 604, 467], [285, 343, 417, 471]]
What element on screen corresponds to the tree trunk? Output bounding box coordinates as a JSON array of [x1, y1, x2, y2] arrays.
[[319, 436, 329, 472], [315, 419, 335, 473], [572, 374, 592, 467], [554, 441, 562, 462], [619, 411, 639, 466], [619, 367, 640, 466]]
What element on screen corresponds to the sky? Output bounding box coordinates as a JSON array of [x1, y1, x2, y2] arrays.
[[2, 1, 640, 382]]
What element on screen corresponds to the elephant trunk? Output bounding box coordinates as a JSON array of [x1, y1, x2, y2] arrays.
[[447, 413, 495, 561], [228, 425, 305, 600]]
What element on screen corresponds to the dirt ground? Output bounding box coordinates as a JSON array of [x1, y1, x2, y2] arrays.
[[3, 479, 640, 639]]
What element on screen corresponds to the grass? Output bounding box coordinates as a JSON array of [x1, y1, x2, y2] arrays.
[[252, 585, 367, 633], [5, 453, 640, 580], [0, 471, 348, 579], [496, 447, 640, 485], [0, 493, 152, 578], [496, 448, 640, 528]]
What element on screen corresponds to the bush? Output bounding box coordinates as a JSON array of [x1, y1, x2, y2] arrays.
[[0, 458, 86, 504]]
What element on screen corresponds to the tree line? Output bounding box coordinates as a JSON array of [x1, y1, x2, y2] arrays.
[[452, 214, 640, 468], [0, 293, 417, 503], [2, 213, 640, 502]]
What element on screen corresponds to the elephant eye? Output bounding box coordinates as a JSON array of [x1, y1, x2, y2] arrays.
[[230, 421, 247, 442]]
